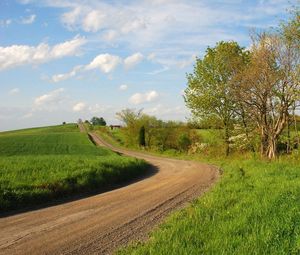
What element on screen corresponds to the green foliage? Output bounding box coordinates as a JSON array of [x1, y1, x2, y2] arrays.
[[184, 41, 249, 122], [185, 41, 249, 155], [177, 133, 191, 152], [118, 157, 300, 255], [0, 125, 148, 211], [90, 116, 106, 126]]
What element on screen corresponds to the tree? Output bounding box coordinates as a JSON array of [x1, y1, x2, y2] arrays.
[[185, 41, 249, 155], [139, 126, 146, 147], [116, 109, 143, 146], [90, 117, 106, 126], [234, 17, 300, 159]]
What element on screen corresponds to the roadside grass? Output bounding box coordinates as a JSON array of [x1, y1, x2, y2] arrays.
[[97, 128, 300, 254], [118, 155, 300, 255], [0, 124, 148, 211]]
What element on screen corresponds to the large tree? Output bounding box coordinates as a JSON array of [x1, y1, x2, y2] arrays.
[[234, 10, 299, 159], [184, 41, 249, 155]]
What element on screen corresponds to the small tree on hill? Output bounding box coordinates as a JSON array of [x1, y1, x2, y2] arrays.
[[90, 117, 106, 126]]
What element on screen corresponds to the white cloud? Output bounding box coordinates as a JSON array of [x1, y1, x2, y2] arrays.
[[21, 14, 36, 24], [73, 102, 86, 112], [119, 84, 128, 91], [102, 30, 118, 42], [129, 90, 159, 105], [0, 19, 12, 27], [9, 88, 20, 95], [34, 88, 65, 106], [0, 35, 86, 71], [147, 66, 169, 75], [82, 10, 106, 32], [51, 65, 82, 82], [86, 53, 121, 73], [124, 52, 144, 70]]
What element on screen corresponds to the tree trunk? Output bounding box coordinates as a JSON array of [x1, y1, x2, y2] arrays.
[[260, 128, 268, 158], [241, 115, 255, 152], [266, 136, 277, 159], [287, 119, 291, 154], [225, 124, 230, 156]]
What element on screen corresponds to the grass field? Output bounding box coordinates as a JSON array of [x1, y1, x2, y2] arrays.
[[0, 124, 148, 211], [98, 128, 300, 254]]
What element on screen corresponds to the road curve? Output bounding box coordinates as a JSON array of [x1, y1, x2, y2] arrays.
[[0, 132, 219, 255]]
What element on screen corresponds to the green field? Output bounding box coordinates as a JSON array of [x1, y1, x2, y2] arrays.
[[0, 124, 148, 211]]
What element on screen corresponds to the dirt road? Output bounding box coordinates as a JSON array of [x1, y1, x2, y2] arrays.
[[0, 132, 218, 255]]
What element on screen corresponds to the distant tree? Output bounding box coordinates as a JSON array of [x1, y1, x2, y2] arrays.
[[185, 41, 249, 155], [84, 120, 90, 124], [116, 109, 144, 146], [90, 117, 106, 126], [139, 126, 146, 147], [62, 121, 66, 125]]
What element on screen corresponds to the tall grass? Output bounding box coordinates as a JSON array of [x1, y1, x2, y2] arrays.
[[0, 124, 148, 211], [118, 156, 300, 254]]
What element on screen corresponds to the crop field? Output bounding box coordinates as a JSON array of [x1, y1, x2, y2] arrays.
[[0, 124, 148, 211]]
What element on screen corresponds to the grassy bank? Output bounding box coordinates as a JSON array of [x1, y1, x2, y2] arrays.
[[95, 128, 300, 254], [118, 157, 300, 254], [0, 124, 148, 211]]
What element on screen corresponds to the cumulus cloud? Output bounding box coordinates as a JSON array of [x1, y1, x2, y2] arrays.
[[124, 52, 144, 70], [85, 53, 121, 73], [129, 90, 159, 105], [9, 88, 20, 95], [21, 14, 36, 24], [51, 52, 131, 82], [119, 84, 128, 91], [52, 65, 82, 82], [18, 0, 294, 71], [34, 88, 65, 106], [82, 10, 106, 32], [73, 102, 86, 112], [0, 35, 86, 71]]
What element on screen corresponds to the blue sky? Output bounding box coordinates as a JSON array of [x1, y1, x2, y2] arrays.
[[0, 0, 297, 131]]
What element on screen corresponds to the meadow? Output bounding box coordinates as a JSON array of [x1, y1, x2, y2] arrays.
[[95, 127, 300, 254], [0, 124, 148, 211]]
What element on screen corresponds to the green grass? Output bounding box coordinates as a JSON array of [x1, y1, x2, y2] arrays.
[[118, 156, 300, 255], [0, 124, 148, 211], [0, 132, 111, 156]]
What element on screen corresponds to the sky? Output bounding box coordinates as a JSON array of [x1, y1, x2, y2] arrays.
[[0, 0, 298, 131]]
